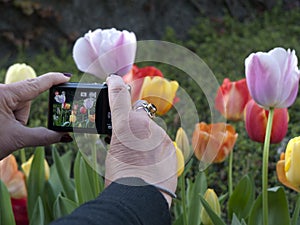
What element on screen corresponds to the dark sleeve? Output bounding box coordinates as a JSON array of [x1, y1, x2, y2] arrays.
[[50, 177, 171, 225]]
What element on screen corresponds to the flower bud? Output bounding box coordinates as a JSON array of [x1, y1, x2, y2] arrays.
[[175, 127, 191, 161], [173, 142, 184, 177], [200, 189, 221, 225], [21, 155, 50, 181], [5, 63, 36, 84]]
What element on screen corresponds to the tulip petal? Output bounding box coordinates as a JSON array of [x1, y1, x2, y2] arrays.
[[7, 171, 27, 199], [73, 36, 104, 76], [0, 155, 18, 184], [73, 28, 136, 78], [246, 53, 282, 108], [276, 160, 300, 192], [286, 138, 300, 186]]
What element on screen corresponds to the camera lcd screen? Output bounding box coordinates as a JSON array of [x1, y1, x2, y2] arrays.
[[48, 83, 111, 134]]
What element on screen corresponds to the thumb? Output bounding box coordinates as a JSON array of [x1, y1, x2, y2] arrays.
[[106, 75, 131, 124], [16, 126, 72, 148]]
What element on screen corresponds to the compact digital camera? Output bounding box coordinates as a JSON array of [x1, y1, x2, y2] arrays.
[[48, 82, 112, 134]]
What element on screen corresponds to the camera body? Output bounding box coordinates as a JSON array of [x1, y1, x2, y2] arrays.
[[48, 82, 112, 134]]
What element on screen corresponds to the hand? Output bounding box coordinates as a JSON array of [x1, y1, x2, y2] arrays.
[[105, 75, 177, 207], [0, 72, 72, 160]]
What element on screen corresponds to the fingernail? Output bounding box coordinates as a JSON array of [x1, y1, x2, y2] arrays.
[[60, 134, 73, 143], [63, 73, 72, 77], [104, 135, 111, 144]]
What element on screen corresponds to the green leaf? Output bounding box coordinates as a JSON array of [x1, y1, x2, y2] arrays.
[[27, 147, 46, 220], [52, 149, 76, 202], [199, 194, 226, 225], [248, 187, 291, 225], [74, 153, 98, 204], [53, 194, 78, 220], [0, 180, 16, 225], [43, 181, 59, 223], [228, 175, 255, 220], [80, 153, 104, 198], [173, 214, 184, 225], [49, 150, 73, 197], [187, 171, 207, 225], [29, 197, 44, 225], [231, 213, 248, 225]]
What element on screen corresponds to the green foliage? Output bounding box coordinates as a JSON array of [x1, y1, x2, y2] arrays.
[[228, 175, 255, 221], [0, 180, 16, 225], [248, 187, 291, 225], [27, 147, 46, 221]]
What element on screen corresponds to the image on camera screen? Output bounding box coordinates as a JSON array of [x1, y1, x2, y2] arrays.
[[51, 87, 98, 129]]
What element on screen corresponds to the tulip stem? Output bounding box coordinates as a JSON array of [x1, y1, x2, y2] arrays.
[[228, 150, 233, 197], [180, 175, 188, 225], [19, 148, 26, 164], [262, 107, 274, 225], [291, 193, 300, 225]]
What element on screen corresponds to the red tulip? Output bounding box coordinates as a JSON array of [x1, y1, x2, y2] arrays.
[[123, 64, 164, 103], [244, 99, 289, 143], [215, 78, 251, 121], [80, 106, 87, 114], [11, 198, 29, 225], [0, 155, 28, 225]]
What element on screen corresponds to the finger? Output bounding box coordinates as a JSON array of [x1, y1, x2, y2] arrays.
[[8, 72, 71, 102], [14, 101, 31, 125], [16, 126, 72, 148], [106, 75, 131, 121]]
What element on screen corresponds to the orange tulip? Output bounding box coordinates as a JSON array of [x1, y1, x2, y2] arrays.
[[215, 78, 251, 121], [140, 76, 179, 116], [244, 99, 288, 144], [192, 122, 238, 163], [0, 155, 27, 199]]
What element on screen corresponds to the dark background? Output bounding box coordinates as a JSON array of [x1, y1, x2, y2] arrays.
[[1, 0, 299, 67]]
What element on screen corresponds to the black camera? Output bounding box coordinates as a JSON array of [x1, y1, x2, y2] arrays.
[[48, 82, 112, 134]]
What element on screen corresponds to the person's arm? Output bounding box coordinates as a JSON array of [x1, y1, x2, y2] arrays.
[[51, 177, 171, 225]]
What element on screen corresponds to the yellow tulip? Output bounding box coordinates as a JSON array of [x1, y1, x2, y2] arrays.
[[21, 155, 50, 181], [140, 76, 179, 115], [175, 127, 191, 161], [4, 63, 36, 84], [276, 137, 300, 192], [0, 155, 27, 198], [173, 142, 185, 177], [69, 114, 77, 123], [200, 189, 221, 225]]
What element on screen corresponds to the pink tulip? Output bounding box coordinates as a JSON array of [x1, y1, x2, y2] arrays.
[[73, 28, 136, 78], [245, 47, 300, 109]]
